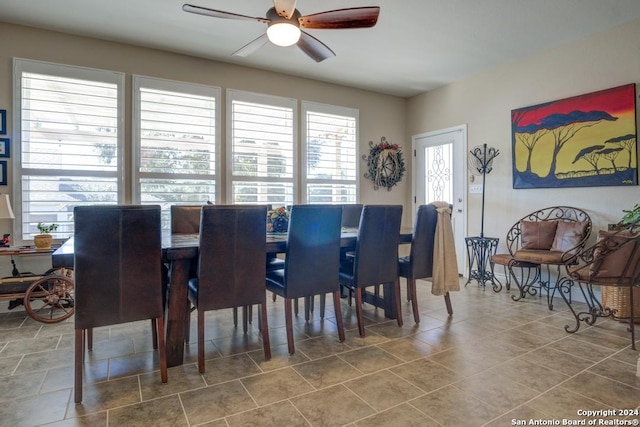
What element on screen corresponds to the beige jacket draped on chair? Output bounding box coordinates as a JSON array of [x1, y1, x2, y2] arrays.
[[431, 201, 460, 296]]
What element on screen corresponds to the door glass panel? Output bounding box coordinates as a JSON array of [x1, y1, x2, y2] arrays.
[[424, 142, 453, 204]]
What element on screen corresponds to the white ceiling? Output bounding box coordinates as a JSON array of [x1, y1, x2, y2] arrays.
[[1, 0, 640, 98]]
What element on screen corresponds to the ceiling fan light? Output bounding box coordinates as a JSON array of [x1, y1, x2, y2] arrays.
[[267, 22, 301, 46]]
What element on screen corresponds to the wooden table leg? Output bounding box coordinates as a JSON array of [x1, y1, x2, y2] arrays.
[[165, 258, 190, 367]]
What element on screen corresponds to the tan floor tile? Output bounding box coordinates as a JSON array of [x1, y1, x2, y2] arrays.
[[409, 385, 503, 427], [226, 400, 309, 427], [344, 370, 424, 411], [377, 336, 440, 361], [560, 371, 640, 408], [247, 342, 311, 371], [0, 370, 45, 402], [69, 376, 141, 416], [587, 357, 640, 389], [0, 334, 61, 357], [139, 363, 206, 400], [339, 346, 404, 374], [551, 337, 619, 362], [43, 411, 108, 427], [294, 334, 352, 359], [0, 388, 69, 426], [490, 357, 571, 392], [354, 403, 440, 427], [200, 353, 262, 385], [523, 345, 596, 376], [291, 384, 374, 427], [108, 395, 188, 427], [181, 380, 256, 425], [454, 370, 540, 412], [391, 358, 462, 392], [527, 386, 613, 419], [241, 366, 314, 406], [484, 405, 550, 427], [293, 354, 362, 388], [107, 350, 161, 379]]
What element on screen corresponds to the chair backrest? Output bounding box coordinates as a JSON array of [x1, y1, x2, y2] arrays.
[[505, 206, 592, 256], [341, 204, 363, 229], [283, 205, 342, 298], [171, 205, 202, 234], [196, 205, 267, 311], [409, 204, 438, 279], [74, 205, 163, 329], [585, 228, 640, 285], [354, 205, 403, 285]]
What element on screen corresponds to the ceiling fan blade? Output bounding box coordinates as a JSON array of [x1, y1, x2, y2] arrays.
[[273, 0, 297, 19], [232, 33, 270, 57], [182, 4, 270, 23], [297, 31, 335, 62], [299, 7, 380, 29]]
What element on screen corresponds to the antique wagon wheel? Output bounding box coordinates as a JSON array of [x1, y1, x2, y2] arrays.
[[24, 269, 75, 323]]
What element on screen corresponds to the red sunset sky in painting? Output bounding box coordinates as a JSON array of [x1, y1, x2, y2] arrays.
[[512, 83, 635, 126]]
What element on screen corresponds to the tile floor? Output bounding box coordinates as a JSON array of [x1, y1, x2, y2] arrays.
[[0, 279, 639, 427]]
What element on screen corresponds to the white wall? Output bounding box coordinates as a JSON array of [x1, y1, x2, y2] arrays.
[[407, 17, 640, 252]]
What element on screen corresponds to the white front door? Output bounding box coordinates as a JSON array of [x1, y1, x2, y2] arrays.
[[412, 125, 467, 275]]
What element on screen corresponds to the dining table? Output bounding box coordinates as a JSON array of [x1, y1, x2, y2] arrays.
[[52, 228, 412, 367]]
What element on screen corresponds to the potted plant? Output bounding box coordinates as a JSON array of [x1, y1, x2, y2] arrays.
[[34, 222, 58, 250]]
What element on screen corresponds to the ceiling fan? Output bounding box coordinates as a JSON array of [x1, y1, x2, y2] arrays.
[[182, 1, 380, 62]]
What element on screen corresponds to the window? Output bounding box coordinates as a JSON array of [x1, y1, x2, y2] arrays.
[[227, 90, 296, 205], [13, 59, 124, 242], [302, 102, 358, 204], [132, 76, 219, 229]]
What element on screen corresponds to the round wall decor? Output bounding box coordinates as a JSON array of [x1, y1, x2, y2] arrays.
[[362, 137, 406, 191]]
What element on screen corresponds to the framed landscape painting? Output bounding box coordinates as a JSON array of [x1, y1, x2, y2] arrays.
[[511, 83, 637, 189]]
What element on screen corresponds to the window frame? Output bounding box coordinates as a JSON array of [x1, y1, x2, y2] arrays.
[[12, 58, 125, 245], [301, 101, 359, 204], [131, 75, 221, 207], [226, 89, 298, 204]]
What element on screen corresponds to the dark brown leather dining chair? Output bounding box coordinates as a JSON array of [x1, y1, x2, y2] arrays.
[[339, 205, 403, 337], [398, 203, 453, 324], [73, 205, 167, 404], [187, 205, 271, 372], [266, 204, 345, 354], [171, 205, 202, 234]]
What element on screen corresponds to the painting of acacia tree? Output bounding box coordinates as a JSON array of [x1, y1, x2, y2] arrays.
[[511, 83, 637, 189]]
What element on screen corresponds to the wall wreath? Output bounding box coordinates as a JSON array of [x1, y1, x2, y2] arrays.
[[362, 137, 406, 191]]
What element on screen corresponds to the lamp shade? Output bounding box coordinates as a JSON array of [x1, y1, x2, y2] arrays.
[[0, 194, 15, 219], [267, 22, 301, 47]]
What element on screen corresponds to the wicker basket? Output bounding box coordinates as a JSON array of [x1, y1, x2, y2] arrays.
[[601, 286, 640, 323]]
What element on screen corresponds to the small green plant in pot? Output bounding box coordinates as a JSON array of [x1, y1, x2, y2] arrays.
[[620, 203, 640, 227], [34, 222, 58, 250]]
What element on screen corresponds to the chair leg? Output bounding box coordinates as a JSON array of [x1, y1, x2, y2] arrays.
[[197, 308, 205, 373], [304, 297, 310, 322], [260, 302, 271, 360], [74, 329, 83, 403], [392, 279, 403, 327], [87, 329, 93, 351], [629, 286, 636, 351], [185, 307, 191, 344], [294, 298, 299, 316], [333, 291, 345, 342], [444, 291, 453, 316], [151, 319, 158, 349], [156, 316, 168, 383], [320, 294, 326, 319], [355, 288, 365, 337], [284, 298, 295, 355], [242, 306, 248, 333], [409, 278, 420, 324], [233, 307, 238, 327]]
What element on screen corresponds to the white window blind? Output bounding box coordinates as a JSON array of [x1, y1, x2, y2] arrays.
[[133, 76, 219, 228], [227, 90, 296, 205], [302, 102, 358, 204], [14, 59, 124, 242]]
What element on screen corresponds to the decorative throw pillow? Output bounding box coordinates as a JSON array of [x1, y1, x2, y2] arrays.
[[590, 229, 640, 281], [551, 221, 588, 253], [520, 220, 558, 250]]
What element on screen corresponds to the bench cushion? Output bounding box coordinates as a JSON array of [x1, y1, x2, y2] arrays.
[[551, 221, 588, 253], [520, 220, 558, 250], [514, 249, 564, 264]]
